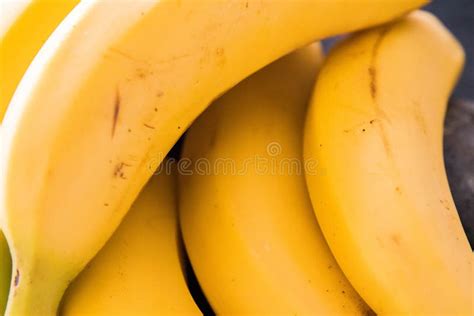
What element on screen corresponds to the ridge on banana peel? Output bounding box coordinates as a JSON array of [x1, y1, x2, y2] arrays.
[[0, 0, 427, 315], [304, 10, 471, 315], [179, 44, 371, 315], [60, 164, 201, 316], [0, 0, 79, 121]]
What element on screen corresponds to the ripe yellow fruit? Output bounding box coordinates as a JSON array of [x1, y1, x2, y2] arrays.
[[0, 1, 78, 314], [0, 1, 426, 314], [305, 11, 471, 315], [180, 45, 371, 315], [0, 0, 79, 121], [60, 166, 201, 315]]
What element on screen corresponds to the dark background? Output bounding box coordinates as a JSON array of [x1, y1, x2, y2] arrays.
[[425, 0, 473, 99], [426, 0, 474, 247]]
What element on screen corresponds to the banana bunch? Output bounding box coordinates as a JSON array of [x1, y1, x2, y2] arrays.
[[0, 0, 471, 315]]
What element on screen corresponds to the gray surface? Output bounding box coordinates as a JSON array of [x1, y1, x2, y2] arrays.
[[427, 1, 473, 248], [444, 99, 474, 247], [425, 0, 474, 99]]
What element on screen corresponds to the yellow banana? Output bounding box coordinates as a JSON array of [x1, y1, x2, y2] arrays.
[[0, 1, 426, 314], [0, 0, 79, 121], [60, 165, 201, 316], [304, 11, 471, 315], [179, 44, 370, 315], [0, 1, 78, 313], [0, 231, 11, 315]]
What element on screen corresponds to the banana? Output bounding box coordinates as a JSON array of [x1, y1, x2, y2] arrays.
[[0, 1, 78, 313], [0, 0, 79, 121], [304, 11, 471, 315], [0, 231, 11, 315], [60, 164, 201, 316], [0, 125, 11, 315], [179, 44, 370, 315], [0, 1, 426, 314]]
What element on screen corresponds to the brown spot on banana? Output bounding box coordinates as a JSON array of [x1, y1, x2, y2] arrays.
[[391, 234, 401, 245], [113, 162, 132, 179], [368, 26, 390, 101], [14, 269, 20, 287], [143, 123, 155, 130], [111, 89, 121, 138], [368, 66, 377, 99]]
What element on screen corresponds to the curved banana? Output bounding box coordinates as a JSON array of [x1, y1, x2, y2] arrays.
[[179, 44, 370, 315], [0, 1, 77, 313], [60, 165, 201, 316], [0, 231, 11, 315], [304, 11, 471, 315], [0, 1, 426, 314], [0, 0, 79, 121]]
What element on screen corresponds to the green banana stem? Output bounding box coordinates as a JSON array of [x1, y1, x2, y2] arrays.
[[5, 262, 65, 316], [0, 231, 12, 315]]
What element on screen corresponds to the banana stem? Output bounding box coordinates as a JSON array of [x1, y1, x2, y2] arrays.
[[5, 265, 64, 316], [0, 232, 12, 315]]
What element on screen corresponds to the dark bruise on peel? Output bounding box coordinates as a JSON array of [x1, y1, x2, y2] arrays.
[[143, 123, 155, 129], [112, 89, 121, 138], [391, 234, 401, 245], [368, 27, 390, 101], [368, 67, 377, 99], [14, 269, 20, 286], [368, 27, 394, 157], [114, 162, 131, 179]]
